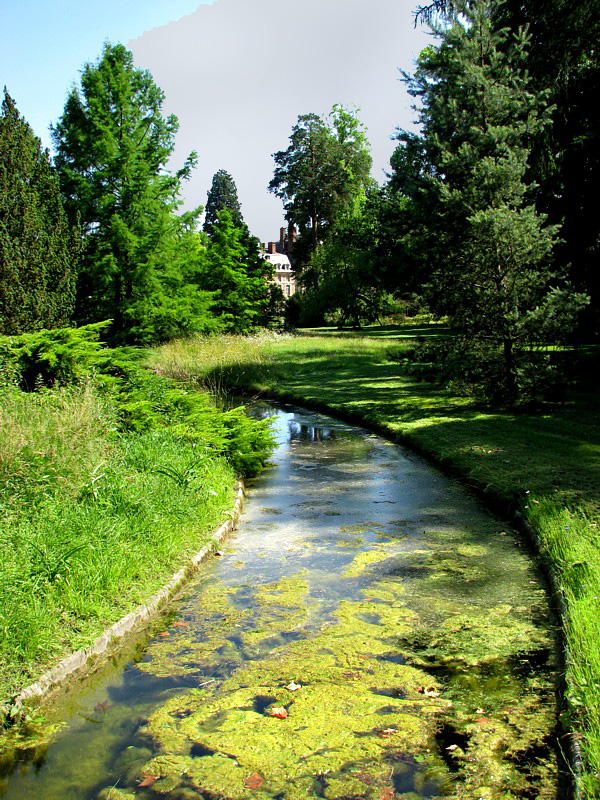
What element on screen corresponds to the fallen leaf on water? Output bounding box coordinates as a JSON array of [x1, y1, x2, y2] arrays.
[[94, 700, 112, 712], [139, 774, 159, 787], [375, 728, 398, 738], [268, 707, 288, 719], [285, 681, 302, 692], [446, 744, 459, 751], [417, 686, 440, 698], [244, 772, 264, 789], [159, 631, 170, 637], [172, 620, 188, 627], [214, 550, 224, 557]]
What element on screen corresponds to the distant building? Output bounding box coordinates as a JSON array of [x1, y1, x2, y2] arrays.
[[261, 227, 297, 297]]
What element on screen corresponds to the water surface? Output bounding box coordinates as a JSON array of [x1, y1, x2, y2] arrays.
[[0, 404, 559, 800]]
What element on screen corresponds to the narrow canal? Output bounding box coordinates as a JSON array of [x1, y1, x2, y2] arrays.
[[0, 404, 559, 800]]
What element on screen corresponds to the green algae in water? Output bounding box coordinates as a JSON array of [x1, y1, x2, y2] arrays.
[[124, 542, 558, 800], [3, 407, 559, 800]]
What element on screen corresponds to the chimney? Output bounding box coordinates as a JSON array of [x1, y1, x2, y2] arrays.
[[268, 242, 277, 254]]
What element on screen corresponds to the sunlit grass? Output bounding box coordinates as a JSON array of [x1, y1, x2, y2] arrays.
[[0, 381, 237, 703]]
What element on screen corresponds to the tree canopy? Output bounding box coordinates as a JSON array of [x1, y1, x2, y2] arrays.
[[203, 169, 243, 236], [269, 106, 373, 275], [0, 89, 79, 335], [51, 43, 200, 343]]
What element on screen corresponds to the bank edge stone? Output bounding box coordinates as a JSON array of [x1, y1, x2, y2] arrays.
[[14, 482, 245, 707]]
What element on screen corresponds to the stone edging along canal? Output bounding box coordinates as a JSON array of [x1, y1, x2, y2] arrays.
[[11, 481, 245, 713]]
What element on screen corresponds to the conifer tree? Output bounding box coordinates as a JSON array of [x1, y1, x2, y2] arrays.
[[203, 170, 243, 236], [52, 43, 199, 343], [0, 89, 78, 334], [399, 0, 587, 400], [200, 210, 274, 333]]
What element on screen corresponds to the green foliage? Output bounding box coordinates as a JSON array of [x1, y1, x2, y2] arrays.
[[405, 337, 567, 404], [395, 0, 587, 402], [51, 43, 202, 344], [203, 169, 243, 235], [200, 211, 276, 333], [269, 105, 373, 276], [307, 194, 394, 328], [3, 321, 109, 390], [0, 89, 79, 335], [1, 326, 273, 477]]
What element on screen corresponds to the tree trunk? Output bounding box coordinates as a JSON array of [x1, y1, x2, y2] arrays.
[[503, 337, 518, 403]]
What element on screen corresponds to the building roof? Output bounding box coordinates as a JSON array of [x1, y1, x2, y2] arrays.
[[262, 252, 291, 268]]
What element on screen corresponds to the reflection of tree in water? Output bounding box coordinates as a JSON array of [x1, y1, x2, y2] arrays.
[[289, 422, 335, 443]]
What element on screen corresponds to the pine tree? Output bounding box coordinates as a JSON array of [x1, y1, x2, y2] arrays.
[[203, 170, 243, 236], [0, 89, 78, 335], [52, 43, 198, 343], [269, 106, 372, 279]]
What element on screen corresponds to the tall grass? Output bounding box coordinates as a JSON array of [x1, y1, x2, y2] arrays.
[[150, 332, 279, 398], [0, 379, 238, 706], [152, 327, 600, 798]]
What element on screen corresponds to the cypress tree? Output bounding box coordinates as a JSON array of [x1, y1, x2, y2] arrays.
[[0, 89, 78, 335], [203, 170, 243, 236]]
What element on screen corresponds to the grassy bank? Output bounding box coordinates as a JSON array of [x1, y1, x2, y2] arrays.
[[0, 335, 273, 735], [152, 328, 600, 799]]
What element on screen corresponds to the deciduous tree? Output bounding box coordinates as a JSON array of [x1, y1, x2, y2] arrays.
[[269, 106, 372, 279]]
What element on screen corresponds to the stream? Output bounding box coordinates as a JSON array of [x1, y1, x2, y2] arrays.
[[0, 403, 560, 800]]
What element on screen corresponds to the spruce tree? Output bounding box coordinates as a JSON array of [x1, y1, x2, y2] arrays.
[[203, 170, 243, 236], [0, 89, 78, 335], [401, 0, 587, 401]]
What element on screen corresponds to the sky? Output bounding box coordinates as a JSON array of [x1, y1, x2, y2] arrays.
[[1, 0, 430, 242]]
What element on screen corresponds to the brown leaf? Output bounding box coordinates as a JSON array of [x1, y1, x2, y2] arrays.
[[356, 770, 375, 785], [268, 706, 288, 719], [380, 788, 395, 800], [172, 620, 188, 627], [376, 727, 398, 738], [139, 774, 159, 787], [214, 550, 224, 557], [159, 631, 170, 637], [244, 771, 264, 789]]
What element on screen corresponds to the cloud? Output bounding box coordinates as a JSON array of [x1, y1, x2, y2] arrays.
[[129, 0, 429, 241]]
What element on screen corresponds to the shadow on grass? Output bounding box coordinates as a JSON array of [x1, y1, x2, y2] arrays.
[[298, 323, 453, 340], [210, 345, 600, 514]]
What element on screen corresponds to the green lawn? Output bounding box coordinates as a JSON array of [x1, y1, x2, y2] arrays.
[[153, 325, 600, 799]]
